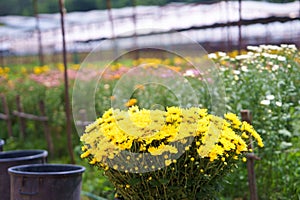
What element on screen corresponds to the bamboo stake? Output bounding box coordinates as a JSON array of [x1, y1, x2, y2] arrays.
[[59, 0, 75, 164]]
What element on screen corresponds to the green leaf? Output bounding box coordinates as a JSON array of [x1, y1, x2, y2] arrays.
[[158, 178, 169, 185], [128, 178, 141, 186], [149, 179, 160, 187]]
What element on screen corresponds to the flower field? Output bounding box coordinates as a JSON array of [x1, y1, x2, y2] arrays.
[[0, 44, 299, 199]]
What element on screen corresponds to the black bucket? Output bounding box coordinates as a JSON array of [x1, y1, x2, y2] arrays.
[[9, 164, 85, 200], [0, 150, 47, 200], [0, 139, 4, 151]]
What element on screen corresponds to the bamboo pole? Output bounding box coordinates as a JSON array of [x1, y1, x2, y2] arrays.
[[59, 0, 75, 164]]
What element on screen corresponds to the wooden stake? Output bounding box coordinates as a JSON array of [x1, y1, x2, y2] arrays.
[[240, 110, 258, 200], [16, 95, 26, 138], [0, 94, 13, 137], [39, 100, 54, 157]]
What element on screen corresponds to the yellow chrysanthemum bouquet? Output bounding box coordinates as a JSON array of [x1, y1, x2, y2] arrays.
[[80, 105, 263, 199]]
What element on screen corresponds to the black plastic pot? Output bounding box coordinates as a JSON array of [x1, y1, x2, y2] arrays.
[[0, 139, 4, 151], [0, 150, 47, 200], [9, 164, 85, 200]]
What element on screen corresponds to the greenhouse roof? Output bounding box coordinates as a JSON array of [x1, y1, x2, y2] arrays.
[[0, 1, 299, 53]]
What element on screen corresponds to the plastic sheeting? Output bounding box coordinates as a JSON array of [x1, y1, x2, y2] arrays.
[[0, 1, 299, 54]]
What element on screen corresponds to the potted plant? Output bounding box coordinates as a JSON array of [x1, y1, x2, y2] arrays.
[[80, 106, 263, 199]]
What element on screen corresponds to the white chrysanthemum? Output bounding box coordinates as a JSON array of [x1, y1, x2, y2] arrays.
[[236, 54, 250, 60], [241, 66, 249, 72], [266, 95, 275, 100], [233, 70, 240, 75], [260, 99, 270, 105], [277, 56, 286, 62], [247, 46, 259, 51], [218, 51, 226, 57], [208, 53, 217, 59], [272, 65, 279, 71]]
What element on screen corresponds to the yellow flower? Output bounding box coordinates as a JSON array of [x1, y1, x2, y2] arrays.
[[125, 98, 137, 107], [225, 113, 242, 129], [33, 67, 42, 75], [197, 116, 223, 157], [148, 144, 178, 155], [113, 165, 118, 170], [57, 63, 64, 71], [80, 150, 90, 158], [4, 67, 10, 73], [241, 132, 249, 139], [241, 122, 264, 147], [166, 106, 182, 115], [129, 108, 152, 128], [71, 64, 80, 70], [165, 159, 172, 166], [41, 65, 50, 72], [81, 145, 87, 151], [198, 109, 208, 117], [21, 67, 27, 74], [89, 158, 97, 164], [80, 106, 263, 170]]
